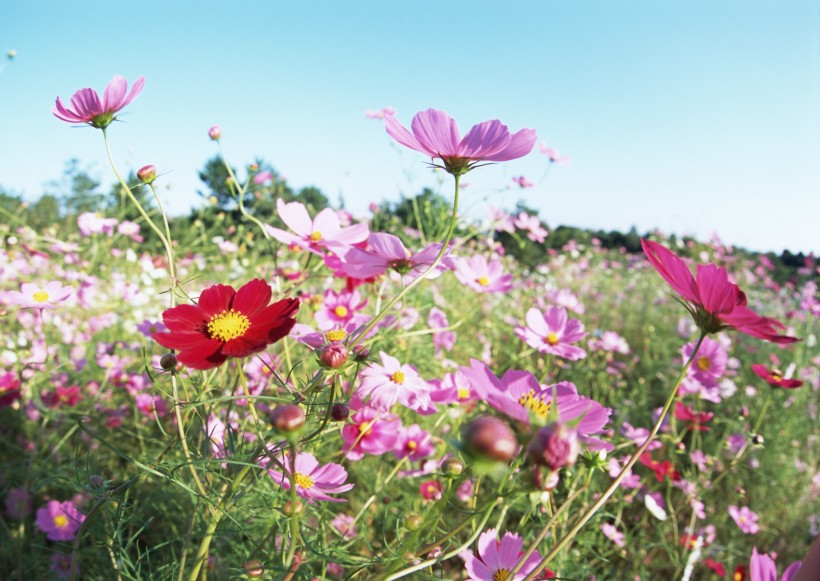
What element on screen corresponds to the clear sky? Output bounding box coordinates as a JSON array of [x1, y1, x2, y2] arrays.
[[1, 0, 818, 254]]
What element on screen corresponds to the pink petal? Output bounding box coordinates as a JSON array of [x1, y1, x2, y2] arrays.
[[484, 128, 537, 161], [384, 113, 433, 156], [458, 119, 511, 159], [102, 75, 128, 112], [277, 199, 313, 237], [410, 108, 461, 157]]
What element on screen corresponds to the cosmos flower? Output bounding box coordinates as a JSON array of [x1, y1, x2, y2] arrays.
[[749, 547, 802, 581], [341, 403, 402, 461], [674, 402, 714, 432], [750, 364, 804, 389], [314, 288, 369, 331], [8, 281, 73, 310], [384, 108, 536, 175], [36, 500, 85, 542], [336, 233, 454, 280], [357, 352, 431, 412], [729, 505, 760, 534], [462, 528, 550, 581], [515, 307, 587, 360], [260, 451, 353, 503], [152, 278, 299, 370], [263, 199, 368, 255], [454, 255, 513, 294], [393, 423, 435, 461], [601, 523, 626, 548], [641, 239, 797, 344], [53, 74, 144, 129]]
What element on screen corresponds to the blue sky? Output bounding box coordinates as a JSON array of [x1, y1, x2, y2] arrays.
[[1, 1, 818, 253]]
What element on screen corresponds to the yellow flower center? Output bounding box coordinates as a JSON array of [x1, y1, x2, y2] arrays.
[[309, 231, 322, 242], [390, 371, 405, 384], [33, 291, 50, 302], [207, 309, 251, 342], [493, 569, 510, 581], [294, 472, 314, 489], [770, 368, 783, 381], [407, 440, 417, 450], [334, 305, 349, 318], [739, 516, 746, 523], [457, 387, 471, 400], [697, 356, 711, 371], [326, 329, 347, 342], [53, 515, 69, 528], [545, 332, 560, 346], [476, 276, 490, 287], [359, 421, 373, 436], [518, 389, 552, 419]]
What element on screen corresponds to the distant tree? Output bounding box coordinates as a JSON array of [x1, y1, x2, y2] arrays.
[[28, 194, 62, 230], [47, 159, 105, 217]]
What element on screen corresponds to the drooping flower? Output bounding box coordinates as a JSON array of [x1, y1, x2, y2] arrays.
[[515, 307, 587, 360], [53, 74, 144, 129], [462, 528, 550, 581], [729, 505, 760, 534], [260, 450, 353, 503], [35, 500, 85, 541], [454, 255, 513, 294], [384, 108, 536, 175], [357, 352, 431, 412], [152, 278, 299, 370], [263, 199, 368, 256], [749, 547, 802, 581], [8, 281, 73, 310], [750, 364, 804, 389], [641, 239, 797, 344]]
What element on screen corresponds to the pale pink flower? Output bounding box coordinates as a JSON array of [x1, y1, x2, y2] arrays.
[[8, 281, 73, 310], [601, 523, 625, 548], [77, 212, 117, 236], [357, 352, 431, 412], [260, 451, 353, 503], [512, 175, 534, 188], [729, 505, 760, 534], [538, 141, 571, 165], [365, 106, 396, 119], [428, 307, 456, 354], [264, 199, 368, 255], [462, 529, 545, 581], [331, 513, 357, 539], [513, 212, 548, 243], [749, 547, 802, 581], [385, 108, 536, 175], [454, 255, 513, 294], [53, 74, 144, 128], [515, 307, 587, 360]]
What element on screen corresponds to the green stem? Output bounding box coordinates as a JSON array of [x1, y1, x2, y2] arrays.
[[522, 329, 708, 580]]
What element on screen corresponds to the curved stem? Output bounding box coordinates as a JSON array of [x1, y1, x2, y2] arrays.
[[523, 329, 708, 580], [351, 174, 461, 349]]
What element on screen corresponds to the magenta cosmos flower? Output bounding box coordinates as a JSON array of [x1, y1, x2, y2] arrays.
[[749, 547, 802, 581], [53, 74, 144, 129], [642, 239, 797, 344], [729, 505, 760, 534], [385, 108, 536, 175], [750, 364, 804, 389], [515, 306, 587, 360], [341, 402, 402, 461], [36, 500, 85, 541], [260, 450, 353, 503], [337, 233, 454, 279], [462, 528, 549, 581]]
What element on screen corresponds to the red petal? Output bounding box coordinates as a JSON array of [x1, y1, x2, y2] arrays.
[[232, 278, 272, 317], [197, 284, 235, 316], [161, 304, 207, 332]]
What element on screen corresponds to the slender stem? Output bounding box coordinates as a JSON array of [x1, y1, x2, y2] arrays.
[[350, 173, 461, 349], [235, 360, 261, 425], [523, 330, 708, 580]]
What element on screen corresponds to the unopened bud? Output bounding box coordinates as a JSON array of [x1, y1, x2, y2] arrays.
[[527, 423, 580, 471], [462, 415, 518, 462], [137, 164, 157, 184], [269, 404, 305, 433], [352, 344, 370, 362], [330, 403, 349, 421], [160, 353, 177, 371], [283, 499, 304, 517], [442, 457, 464, 476], [208, 125, 222, 140], [320, 342, 349, 369], [243, 560, 265, 578], [405, 514, 423, 530]]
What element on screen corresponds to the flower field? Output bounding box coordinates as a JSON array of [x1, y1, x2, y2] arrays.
[[0, 76, 817, 580]]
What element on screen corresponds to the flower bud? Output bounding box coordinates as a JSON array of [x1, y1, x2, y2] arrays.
[[137, 165, 157, 184], [320, 342, 349, 369], [208, 125, 222, 140], [405, 514, 423, 530], [283, 499, 304, 517], [330, 403, 349, 421], [352, 344, 370, 362], [269, 404, 305, 433], [243, 560, 265, 578], [442, 457, 464, 476], [462, 415, 518, 462], [160, 353, 177, 371], [527, 423, 580, 471], [751, 433, 764, 446]]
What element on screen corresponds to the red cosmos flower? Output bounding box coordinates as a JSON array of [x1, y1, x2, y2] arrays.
[[639, 452, 681, 482], [704, 558, 726, 576], [152, 279, 299, 370], [674, 401, 714, 432], [750, 364, 804, 389], [641, 239, 797, 344]]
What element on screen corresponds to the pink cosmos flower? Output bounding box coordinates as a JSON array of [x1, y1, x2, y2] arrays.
[[36, 500, 85, 541], [331, 513, 357, 539], [729, 505, 760, 534], [460, 360, 611, 449], [462, 528, 547, 581], [0, 371, 22, 408], [488, 206, 516, 233], [674, 402, 714, 432], [750, 364, 804, 389], [53, 74, 144, 129], [135, 393, 169, 417], [357, 352, 432, 412], [588, 330, 630, 354], [641, 239, 798, 343], [515, 307, 587, 360], [8, 281, 73, 310], [264, 199, 369, 255], [341, 404, 402, 461], [428, 307, 456, 354], [428, 369, 479, 405], [513, 212, 548, 243], [5, 487, 31, 520], [336, 233, 454, 280], [314, 288, 369, 331], [365, 106, 396, 119], [749, 547, 802, 581], [260, 451, 353, 503], [512, 175, 534, 188], [393, 423, 435, 461], [384, 108, 536, 175], [601, 523, 626, 548], [454, 255, 513, 294], [77, 212, 117, 236]]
